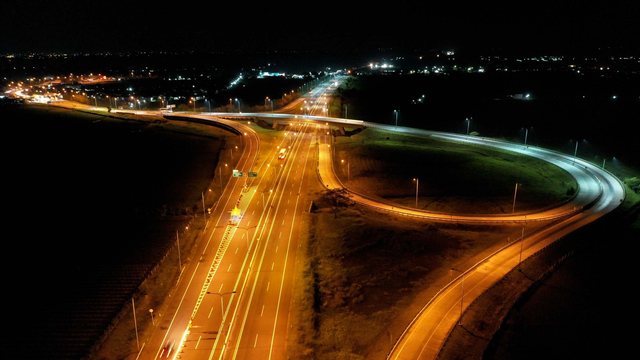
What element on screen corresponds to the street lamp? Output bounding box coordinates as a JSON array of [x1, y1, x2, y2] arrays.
[[235, 98, 241, 112], [512, 183, 521, 213], [465, 117, 472, 136], [519, 226, 525, 269], [341, 159, 350, 182], [523, 127, 531, 146], [413, 178, 419, 208], [572, 139, 583, 165], [394, 110, 398, 128], [237, 225, 257, 248], [206, 291, 237, 318]]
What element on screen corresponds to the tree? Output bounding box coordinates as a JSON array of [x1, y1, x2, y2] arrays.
[[325, 188, 353, 218]]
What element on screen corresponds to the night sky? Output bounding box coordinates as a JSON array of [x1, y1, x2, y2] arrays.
[[2, 0, 639, 54]]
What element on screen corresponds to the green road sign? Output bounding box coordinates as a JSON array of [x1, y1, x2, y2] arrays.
[[233, 171, 243, 177], [248, 172, 258, 178]]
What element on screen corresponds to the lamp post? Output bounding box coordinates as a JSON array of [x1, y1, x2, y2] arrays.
[[394, 110, 398, 128], [413, 178, 419, 208], [206, 291, 237, 318], [341, 159, 350, 182], [573, 139, 580, 165], [450, 268, 465, 325], [202, 191, 206, 223], [132, 298, 139, 350], [237, 225, 257, 248], [149, 309, 155, 325], [524, 128, 529, 146], [512, 183, 521, 213], [235, 98, 241, 112], [602, 158, 606, 170], [519, 226, 525, 269], [465, 117, 472, 135]]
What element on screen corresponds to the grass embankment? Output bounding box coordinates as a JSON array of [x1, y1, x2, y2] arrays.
[[334, 128, 577, 214], [12, 105, 253, 360], [438, 179, 640, 360], [287, 162, 548, 360]]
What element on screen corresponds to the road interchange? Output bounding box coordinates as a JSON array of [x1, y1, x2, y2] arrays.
[[44, 76, 625, 360]]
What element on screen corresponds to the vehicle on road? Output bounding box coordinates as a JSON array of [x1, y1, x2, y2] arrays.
[[159, 341, 174, 358], [278, 148, 287, 160]]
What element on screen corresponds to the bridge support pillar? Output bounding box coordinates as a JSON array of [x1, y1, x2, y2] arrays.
[[339, 126, 346, 135], [272, 120, 279, 129]]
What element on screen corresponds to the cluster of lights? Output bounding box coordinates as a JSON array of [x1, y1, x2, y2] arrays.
[[369, 63, 394, 69], [228, 73, 243, 89]]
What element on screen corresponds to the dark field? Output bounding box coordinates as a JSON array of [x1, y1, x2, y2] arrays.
[[5, 105, 228, 359], [484, 214, 639, 360], [333, 72, 640, 172]]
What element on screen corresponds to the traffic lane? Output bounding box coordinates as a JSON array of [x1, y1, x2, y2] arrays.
[[267, 141, 315, 359], [394, 199, 619, 360], [229, 130, 313, 359], [186, 177, 285, 359], [241, 132, 313, 359], [141, 124, 258, 359], [183, 128, 293, 359], [208, 125, 311, 360]]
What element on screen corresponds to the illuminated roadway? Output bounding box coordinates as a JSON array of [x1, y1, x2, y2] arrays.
[[43, 75, 624, 360], [178, 106, 624, 359], [133, 77, 344, 360]]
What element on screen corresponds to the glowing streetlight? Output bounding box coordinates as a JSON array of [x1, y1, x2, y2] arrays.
[[342, 159, 350, 182]]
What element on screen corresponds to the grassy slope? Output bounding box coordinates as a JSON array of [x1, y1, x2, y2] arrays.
[[287, 159, 544, 360], [335, 128, 577, 214]]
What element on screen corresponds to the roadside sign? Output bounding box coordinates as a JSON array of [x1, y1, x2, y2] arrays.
[[233, 171, 243, 177], [248, 172, 258, 178]]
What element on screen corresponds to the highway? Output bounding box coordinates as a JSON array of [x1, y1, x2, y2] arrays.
[[175, 110, 623, 360], [134, 77, 344, 360], [41, 75, 624, 360]]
